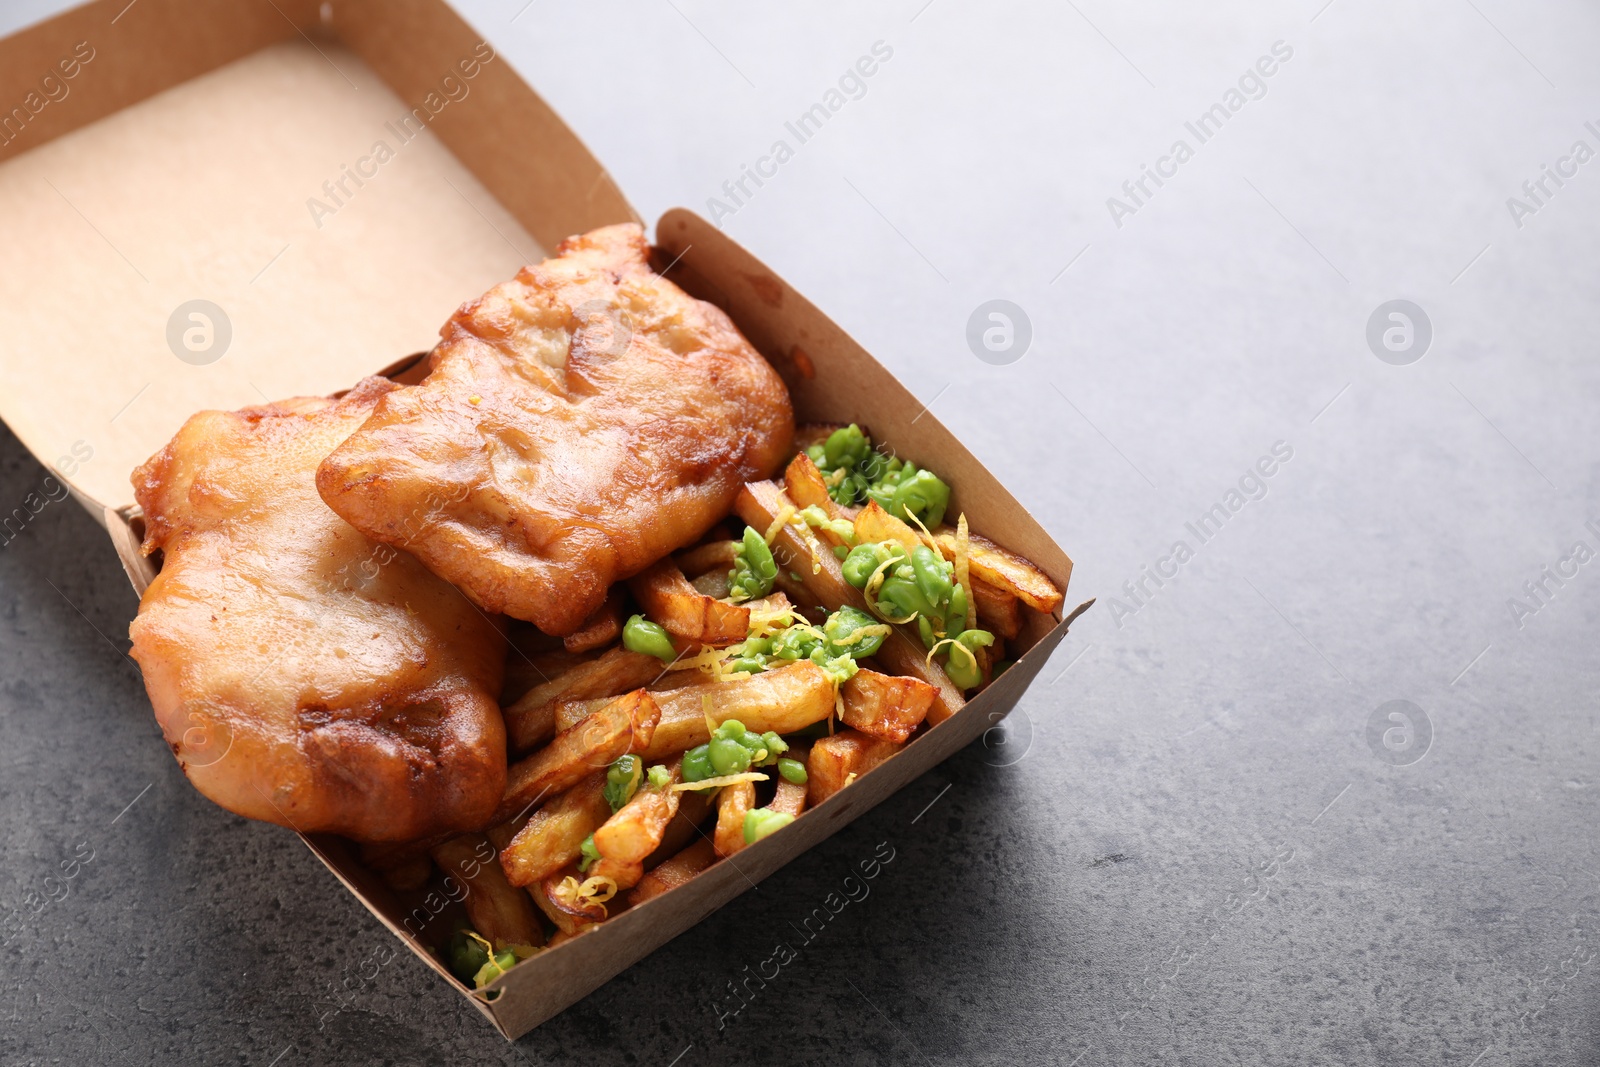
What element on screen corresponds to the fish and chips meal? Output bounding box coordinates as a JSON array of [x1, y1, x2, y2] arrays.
[[126, 223, 1065, 988]]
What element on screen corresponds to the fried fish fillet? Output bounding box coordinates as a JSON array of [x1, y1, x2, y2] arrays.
[[315, 223, 794, 636], [128, 378, 506, 842]]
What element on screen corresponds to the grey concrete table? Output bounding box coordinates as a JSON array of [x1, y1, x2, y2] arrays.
[[4, 0, 1598, 1063]]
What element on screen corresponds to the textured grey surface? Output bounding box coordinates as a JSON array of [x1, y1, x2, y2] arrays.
[[3, 0, 1600, 1064]]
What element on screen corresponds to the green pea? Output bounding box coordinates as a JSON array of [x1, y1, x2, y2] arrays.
[[806, 443, 827, 466], [743, 808, 795, 845], [717, 719, 747, 740], [958, 628, 995, 654], [859, 450, 898, 483], [772, 626, 822, 661], [813, 650, 859, 686], [917, 614, 937, 650], [829, 470, 869, 507], [834, 544, 850, 559], [603, 754, 643, 812], [879, 576, 937, 620], [709, 736, 752, 776], [822, 424, 871, 470], [578, 833, 601, 872], [681, 744, 714, 783], [911, 545, 953, 607], [841, 543, 885, 589], [777, 757, 808, 784], [742, 636, 773, 656], [947, 583, 969, 637], [473, 949, 518, 989], [728, 527, 777, 602], [725, 656, 767, 676], [647, 764, 670, 790], [891, 468, 950, 527], [942, 628, 995, 690], [446, 929, 489, 983], [824, 605, 886, 659], [943, 646, 983, 690], [623, 614, 676, 662]]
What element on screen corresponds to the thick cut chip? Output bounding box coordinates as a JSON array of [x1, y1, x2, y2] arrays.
[[840, 669, 937, 744], [808, 730, 902, 806], [628, 838, 717, 907], [128, 378, 506, 842], [628, 558, 749, 647], [932, 528, 1063, 615], [316, 223, 794, 636], [499, 772, 610, 888]]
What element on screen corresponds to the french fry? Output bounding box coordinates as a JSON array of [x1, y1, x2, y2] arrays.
[[535, 866, 607, 934], [971, 577, 1023, 640], [592, 759, 683, 865], [503, 646, 663, 754], [496, 690, 659, 825], [714, 780, 756, 857], [691, 569, 732, 599], [736, 480, 965, 723], [840, 668, 937, 744], [628, 558, 749, 647], [563, 587, 626, 654], [587, 855, 645, 892], [640, 660, 836, 760], [499, 772, 610, 887], [501, 646, 593, 706], [554, 696, 614, 733], [643, 789, 713, 868], [852, 498, 925, 554], [933, 528, 1063, 615], [770, 775, 807, 818], [807, 729, 902, 806], [627, 838, 717, 907], [768, 741, 809, 818], [782, 452, 851, 538], [431, 834, 545, 950], [676, 539, 739, 577]]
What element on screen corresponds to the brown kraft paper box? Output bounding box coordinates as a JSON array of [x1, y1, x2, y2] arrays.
[[0, 0, 1079, 1038]]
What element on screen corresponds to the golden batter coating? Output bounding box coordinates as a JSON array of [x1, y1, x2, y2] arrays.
[[128, 378, 506, 842], [315, 224, 793, 636]]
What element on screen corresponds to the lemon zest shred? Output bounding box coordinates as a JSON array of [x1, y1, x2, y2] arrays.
[[763, 505, 796, 546], [702, 692, 719, 736], [954, 512, 976, 632], [903, 506, 942, 558], [789, 514, 825, 575], [578, 875, 618, 905], [831, 624, 891, 647]]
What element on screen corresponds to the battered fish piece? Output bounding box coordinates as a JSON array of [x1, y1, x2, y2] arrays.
[[316, 223, 793, 636], [128, 378, 507, 842]]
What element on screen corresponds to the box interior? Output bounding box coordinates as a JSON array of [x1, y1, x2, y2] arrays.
[[0, 0, 634, 517]]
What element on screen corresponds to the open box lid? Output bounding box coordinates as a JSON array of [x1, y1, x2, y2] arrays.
[[0, 0, 638, 519]]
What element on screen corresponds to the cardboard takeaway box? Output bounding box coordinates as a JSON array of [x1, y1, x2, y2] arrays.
[[0, 0, 1079, 1039]]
